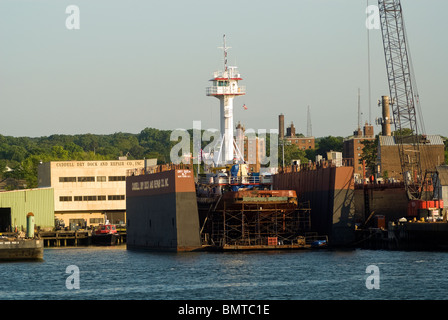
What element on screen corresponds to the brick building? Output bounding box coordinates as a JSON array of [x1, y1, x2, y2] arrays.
[[235, 122, 266, 172], [281, 120, 315, 150], [343, 123, 375, 179], [378, 135, 445, 181]]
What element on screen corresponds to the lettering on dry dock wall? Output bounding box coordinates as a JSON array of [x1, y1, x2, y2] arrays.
[[131, 178, 169, 191]]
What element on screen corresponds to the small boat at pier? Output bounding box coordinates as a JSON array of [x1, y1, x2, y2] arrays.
[[91, 224, 120, 246]]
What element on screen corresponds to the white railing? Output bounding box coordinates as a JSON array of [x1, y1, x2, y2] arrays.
[[206, 86, 246, 96], [198, 175, 272, 185], [213, 68, 241, 79]]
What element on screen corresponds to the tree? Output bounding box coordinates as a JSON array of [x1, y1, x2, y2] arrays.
[[442, 136, 448, 164], [393, 128, 413, 137], [279, 144, 308, 167], [305, 148, 316, 162], [359, 137, 378, 176], [315, 136, 344, 157]]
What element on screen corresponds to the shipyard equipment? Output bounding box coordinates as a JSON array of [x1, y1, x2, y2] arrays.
[[378, 0, 427, 200], [378, 0, 446, 222]]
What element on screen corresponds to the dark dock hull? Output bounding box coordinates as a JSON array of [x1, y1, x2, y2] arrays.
[[126, 169, 203, 252], [273, 166, 356, 247], [92, 234, 120, 246], [0, 239, 44, 261]]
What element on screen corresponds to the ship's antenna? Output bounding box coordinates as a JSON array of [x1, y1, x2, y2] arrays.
[[358, 88, 361, 130], [307, 105, 312, 137], [218, 34, 231, 71]]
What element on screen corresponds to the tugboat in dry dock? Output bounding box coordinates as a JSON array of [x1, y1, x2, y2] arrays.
[[91, 224, 120, 246]]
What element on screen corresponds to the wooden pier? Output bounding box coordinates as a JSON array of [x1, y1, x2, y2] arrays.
[[38, 229, 127, 247]]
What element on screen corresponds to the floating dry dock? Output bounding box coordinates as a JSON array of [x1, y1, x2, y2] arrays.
[[0, 237, 44, 261], [126, 165, 327, 252]]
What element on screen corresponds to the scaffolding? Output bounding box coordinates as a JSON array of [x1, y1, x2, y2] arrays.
[[204, 198, 311, 248]]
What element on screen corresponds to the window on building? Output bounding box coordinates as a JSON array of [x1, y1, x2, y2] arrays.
[[83, 195, 97, 201], [59, 177, 76, 182], [108, 195, 125, 201], [69, 219, 86, 228], [97, 195, 106, 201], [74, 196, 83, 201], [59, 196, 72, 201], [90, 218, 104, 224], [78, 176, 95, 182], [108, 176, 126, 182], [97, 176, 107, 182]]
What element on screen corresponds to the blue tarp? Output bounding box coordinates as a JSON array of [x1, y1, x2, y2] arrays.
[[230, 164, 239, 176]]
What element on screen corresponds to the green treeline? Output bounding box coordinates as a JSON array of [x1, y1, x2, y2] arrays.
[[4, 127, 445, 190], [0, 128, 347, 190], [0, 128, 175, 189]]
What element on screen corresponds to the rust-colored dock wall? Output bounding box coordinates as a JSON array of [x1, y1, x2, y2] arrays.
[[354, 183, 408, 224], [273, 166, 355, 246]]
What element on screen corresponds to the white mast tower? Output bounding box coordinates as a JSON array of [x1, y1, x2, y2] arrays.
[[206, 35, 246, 165]]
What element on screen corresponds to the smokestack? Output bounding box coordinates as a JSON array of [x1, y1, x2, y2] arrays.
[[381, 96, 391, 136], [279, 114, 284, 140]]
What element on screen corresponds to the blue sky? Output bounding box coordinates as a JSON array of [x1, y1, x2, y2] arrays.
[[0, 0, 447, 138]]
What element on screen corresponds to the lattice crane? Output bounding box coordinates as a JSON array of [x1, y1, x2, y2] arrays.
[[378, 0, 428, 200]]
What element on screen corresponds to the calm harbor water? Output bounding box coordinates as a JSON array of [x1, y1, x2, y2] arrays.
[[1, 245, 448, 300]]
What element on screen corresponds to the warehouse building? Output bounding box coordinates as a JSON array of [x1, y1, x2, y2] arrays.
[[0, 188, 55, 232], [38, 159, 154, 228]]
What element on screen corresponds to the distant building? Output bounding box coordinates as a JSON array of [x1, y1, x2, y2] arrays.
[[327, 151, 343, 167], [235, 122, 266, 172], [378, 135, 445, 181], [343, 123, 375, 179], [37, 159, 154, 228], [278, 115, 315, 151]]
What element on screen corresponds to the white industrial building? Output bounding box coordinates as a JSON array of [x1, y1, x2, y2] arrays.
[[38, 159, 156, 228]]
